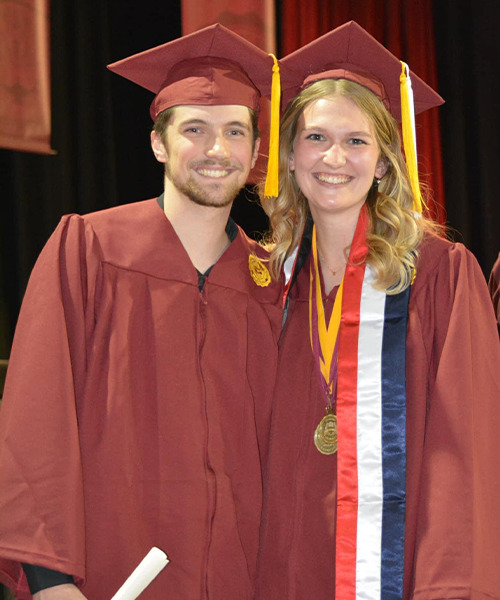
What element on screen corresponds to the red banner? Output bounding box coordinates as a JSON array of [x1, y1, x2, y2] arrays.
[[0, 0, 53, 154], [181, 0, 276, 183], [182, 0, 275, 54]]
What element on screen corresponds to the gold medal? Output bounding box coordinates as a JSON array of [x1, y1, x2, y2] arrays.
[[314, 410, 337, 455]]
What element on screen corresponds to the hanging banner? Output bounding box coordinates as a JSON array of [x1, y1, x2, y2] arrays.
[[182, 0, 275, 54], [181, 0, 276, 183], [0, 0, 53, 154]]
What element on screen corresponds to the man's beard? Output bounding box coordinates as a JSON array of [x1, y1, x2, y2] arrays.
[[165, 161, 243, 208]]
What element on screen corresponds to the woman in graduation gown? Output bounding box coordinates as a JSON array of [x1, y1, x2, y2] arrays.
[[256, 21, 500, 600]]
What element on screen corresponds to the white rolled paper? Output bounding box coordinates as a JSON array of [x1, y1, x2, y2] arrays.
[[110, 547, 169, 600]]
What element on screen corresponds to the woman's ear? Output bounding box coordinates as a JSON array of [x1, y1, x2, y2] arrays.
[[289, 151, 295, 172], [375, 157, 388, 180]]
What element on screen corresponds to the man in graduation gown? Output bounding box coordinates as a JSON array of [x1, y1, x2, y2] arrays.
[[0, 24, 282, 600]]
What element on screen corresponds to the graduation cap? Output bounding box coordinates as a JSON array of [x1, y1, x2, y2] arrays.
[[279, 21, 443, 120], [278, 21, 444, 210], [107, 23, 275, 120]]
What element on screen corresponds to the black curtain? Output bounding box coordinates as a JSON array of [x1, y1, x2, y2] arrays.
[[1, 0, 499, 357], [433, 0, 500, 276]]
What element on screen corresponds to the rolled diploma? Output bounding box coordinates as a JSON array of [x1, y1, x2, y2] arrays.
[[110, 547, 169, 600]]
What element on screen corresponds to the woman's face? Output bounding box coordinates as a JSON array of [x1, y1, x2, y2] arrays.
[[290, 94, 386, 221]]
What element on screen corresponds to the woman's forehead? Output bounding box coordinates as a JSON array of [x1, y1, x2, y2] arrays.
[[299, 96, 374, 132]]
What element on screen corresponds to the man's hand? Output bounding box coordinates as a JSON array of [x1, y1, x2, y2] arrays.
[[33, 584, 88, 600]]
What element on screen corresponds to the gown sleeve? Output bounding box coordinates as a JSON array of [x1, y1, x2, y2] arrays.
[[487, 252, 500, 331], [22, 563, 74, 594], [407, 241, 500, 600], [0, 214, 102, 598]]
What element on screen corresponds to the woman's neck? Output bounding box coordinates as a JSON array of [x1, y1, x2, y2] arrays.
[[311, 206, 362, 294]]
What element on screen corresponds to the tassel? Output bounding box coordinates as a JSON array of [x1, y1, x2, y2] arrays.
[[400, 61, 426, 212], [264, 53, 281, 198]]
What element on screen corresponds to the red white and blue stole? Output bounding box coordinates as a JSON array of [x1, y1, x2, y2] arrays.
[[307, 206, 410, 600]]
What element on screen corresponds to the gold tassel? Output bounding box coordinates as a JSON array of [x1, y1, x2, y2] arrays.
[[400, 61, 426, 212], [264, 53, 281, 198]]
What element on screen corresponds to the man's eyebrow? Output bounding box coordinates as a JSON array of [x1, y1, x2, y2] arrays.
[[177, 119, 250, 130], [226, 121, 251, 130], [178, 118, 208, 128]]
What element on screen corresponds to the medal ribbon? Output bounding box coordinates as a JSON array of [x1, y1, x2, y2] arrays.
[[308, 226, 344, 405]]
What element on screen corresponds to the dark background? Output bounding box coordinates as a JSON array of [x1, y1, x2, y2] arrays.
[[1, 0, 499, 357]]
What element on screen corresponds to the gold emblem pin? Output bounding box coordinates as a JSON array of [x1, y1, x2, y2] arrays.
[[248, 254, 271, 287]]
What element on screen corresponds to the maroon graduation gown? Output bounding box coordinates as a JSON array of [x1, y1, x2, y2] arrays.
[[256, 234, 500, 600], [0, 199, 282, 600]]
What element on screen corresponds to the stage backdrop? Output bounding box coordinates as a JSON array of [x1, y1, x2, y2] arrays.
[[0, 0, 53, 154]]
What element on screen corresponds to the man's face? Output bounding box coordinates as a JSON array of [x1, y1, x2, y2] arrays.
[[151, 104, 260, 208]]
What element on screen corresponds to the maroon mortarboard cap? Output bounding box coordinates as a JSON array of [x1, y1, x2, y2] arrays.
[[107, 23, 274, 120], [279, 21, 443, 121]]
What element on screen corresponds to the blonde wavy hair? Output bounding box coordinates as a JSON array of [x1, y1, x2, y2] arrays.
[[261, 78, 441, 294]]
